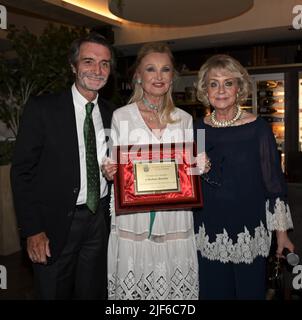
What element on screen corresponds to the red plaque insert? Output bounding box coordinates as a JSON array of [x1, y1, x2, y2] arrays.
[[113, 142, 203, 215]]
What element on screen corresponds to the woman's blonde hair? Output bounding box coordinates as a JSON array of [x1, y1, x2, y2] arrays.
[[196, 54, 252, 107], [128, 42, 177, 124]]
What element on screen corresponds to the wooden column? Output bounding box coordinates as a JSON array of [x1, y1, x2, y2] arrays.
[[0, 164, 21, 255]]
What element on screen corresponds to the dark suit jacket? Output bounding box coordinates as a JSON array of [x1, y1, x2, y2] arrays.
[[11, 89, 116, 263]]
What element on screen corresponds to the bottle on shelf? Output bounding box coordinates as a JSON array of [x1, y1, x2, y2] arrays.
[[265, 97, 283, 106], [258, 80, 278, 89], [262, 116, 284, 123], [259, 106, 277, 114]]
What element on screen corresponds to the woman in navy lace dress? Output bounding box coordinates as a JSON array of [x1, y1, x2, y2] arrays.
[[194, 54, 294, 299]]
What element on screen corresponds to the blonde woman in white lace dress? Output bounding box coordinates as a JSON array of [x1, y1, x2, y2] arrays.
[[102, 42, 200, 300], [194, 54, 294, 299]]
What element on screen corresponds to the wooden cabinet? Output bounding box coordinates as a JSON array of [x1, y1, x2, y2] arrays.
[[173, 72, 210, 120], [250, 73, 285, 152]]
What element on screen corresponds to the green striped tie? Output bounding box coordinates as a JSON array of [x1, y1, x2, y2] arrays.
[[84, 102, 100, 213]]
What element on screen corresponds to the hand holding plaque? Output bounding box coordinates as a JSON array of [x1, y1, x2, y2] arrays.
[[113, 142, 203, 215]]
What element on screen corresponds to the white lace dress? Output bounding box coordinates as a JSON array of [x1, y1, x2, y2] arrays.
[[107, 103, 199, 300]]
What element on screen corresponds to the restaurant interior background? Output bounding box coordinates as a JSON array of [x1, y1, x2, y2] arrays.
[[0, 0, 301, 300]]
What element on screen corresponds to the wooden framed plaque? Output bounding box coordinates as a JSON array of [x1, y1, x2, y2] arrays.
[[113, 142, 203, 215]]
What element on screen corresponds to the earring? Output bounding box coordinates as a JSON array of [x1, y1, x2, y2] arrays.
[[236, 92, 240, 102], [137, 79, 142, 84]]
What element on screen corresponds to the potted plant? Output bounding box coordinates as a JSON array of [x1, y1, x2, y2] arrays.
[[0, 24, 88, 139], [0, 24, 88, 255]]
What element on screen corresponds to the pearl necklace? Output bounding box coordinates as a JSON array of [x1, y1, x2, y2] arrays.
[[142, 98, 159, 111], [210, 105, 242, 127]]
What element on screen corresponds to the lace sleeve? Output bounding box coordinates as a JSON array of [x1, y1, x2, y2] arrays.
[[258, 120, 293, 231]]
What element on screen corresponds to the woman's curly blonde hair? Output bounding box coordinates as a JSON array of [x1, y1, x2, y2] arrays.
[[196, 54, 252, 107]]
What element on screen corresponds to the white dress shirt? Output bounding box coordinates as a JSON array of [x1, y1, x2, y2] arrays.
[[72, 84, 108, 204]]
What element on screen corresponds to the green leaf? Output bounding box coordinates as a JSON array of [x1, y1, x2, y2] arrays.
[[0, 24, 89, 140]]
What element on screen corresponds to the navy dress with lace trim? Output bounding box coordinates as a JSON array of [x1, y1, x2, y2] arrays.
[[194, 117, 293, 265]]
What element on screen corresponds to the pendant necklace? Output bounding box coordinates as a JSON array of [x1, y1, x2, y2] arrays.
[[142, 97, 159, 111], [142, 98, 160, 121], [210, 105, 242, 127]]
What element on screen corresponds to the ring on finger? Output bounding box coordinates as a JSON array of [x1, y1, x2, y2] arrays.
[[205, 159, 211, 168]]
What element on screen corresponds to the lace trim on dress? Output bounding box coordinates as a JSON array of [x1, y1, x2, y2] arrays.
[[265, 198, 293, 232], [110, 189, 115, 217], [108, 257, 199, 300], [196, 221, 271, 264]]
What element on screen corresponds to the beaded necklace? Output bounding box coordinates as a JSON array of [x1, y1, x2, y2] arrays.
[[142, 97, 159, 111], [210, 105, 242, 127]]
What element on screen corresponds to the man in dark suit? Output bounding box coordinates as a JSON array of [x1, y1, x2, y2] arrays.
[[11, 33, 116, 299]]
